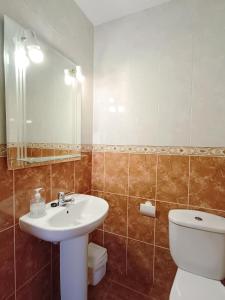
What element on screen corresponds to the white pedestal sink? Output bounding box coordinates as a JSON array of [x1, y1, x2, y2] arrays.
[[19, 194, 109, 300]]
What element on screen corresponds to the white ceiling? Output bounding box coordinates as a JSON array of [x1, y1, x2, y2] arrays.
[[75, 0, 171, 26]]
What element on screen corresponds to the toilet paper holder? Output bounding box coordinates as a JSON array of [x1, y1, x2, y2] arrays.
[[140, 201, 156, 218]]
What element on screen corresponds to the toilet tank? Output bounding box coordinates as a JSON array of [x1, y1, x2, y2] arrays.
[[169, 209, 225, 281]]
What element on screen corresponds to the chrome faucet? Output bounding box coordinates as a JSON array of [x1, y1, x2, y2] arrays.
[[57, 192, 75, 206]]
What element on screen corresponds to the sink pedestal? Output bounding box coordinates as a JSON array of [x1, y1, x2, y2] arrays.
[[60, 234, 88, 300]]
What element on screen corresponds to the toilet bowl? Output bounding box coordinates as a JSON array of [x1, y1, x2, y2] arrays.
[[170, 269, 225, 300], [168, 210, 225, 300]]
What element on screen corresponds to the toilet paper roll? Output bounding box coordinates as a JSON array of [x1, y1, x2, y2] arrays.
[[140, 201, 156, 217]]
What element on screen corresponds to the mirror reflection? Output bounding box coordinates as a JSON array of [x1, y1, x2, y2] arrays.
[[4, 16, 83, 169]]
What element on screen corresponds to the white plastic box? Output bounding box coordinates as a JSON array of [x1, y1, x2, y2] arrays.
[[88, 242, 108, 286]]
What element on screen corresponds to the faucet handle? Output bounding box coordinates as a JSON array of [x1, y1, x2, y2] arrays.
[[58, 192, 65, 200], [57, 191, 75, 206]]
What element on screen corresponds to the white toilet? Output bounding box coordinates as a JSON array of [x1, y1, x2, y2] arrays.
[[168, 209, 225, 300]]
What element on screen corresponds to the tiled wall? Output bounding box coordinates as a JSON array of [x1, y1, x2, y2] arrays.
[[90, 150, 225, 300], [94, 0, 225, 147], [1, 145, 225, 300], [0, 149, 92, 300]]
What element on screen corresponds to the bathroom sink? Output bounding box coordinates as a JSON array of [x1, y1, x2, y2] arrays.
[[19, 194, 109, 242], [20, 194, 108, 300]]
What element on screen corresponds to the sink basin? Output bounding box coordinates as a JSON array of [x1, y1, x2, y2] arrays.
[[19, 194, 109, 300], [19, 194, 108, 242]]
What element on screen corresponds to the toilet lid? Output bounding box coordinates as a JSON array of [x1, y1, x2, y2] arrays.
[[170, 269, 225, 300]]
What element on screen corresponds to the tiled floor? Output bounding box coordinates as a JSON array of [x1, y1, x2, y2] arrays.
[[88, 276, 164, 300], [88, 277, 150, 300]]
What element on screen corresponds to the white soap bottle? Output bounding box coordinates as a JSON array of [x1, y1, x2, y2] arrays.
[[30, 188, 46, 218]]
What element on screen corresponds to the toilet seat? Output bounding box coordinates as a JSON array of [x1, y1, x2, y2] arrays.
[[170, 268, 225, 300]]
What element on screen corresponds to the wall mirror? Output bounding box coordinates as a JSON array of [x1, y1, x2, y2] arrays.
[[4, 16, 83, 169]]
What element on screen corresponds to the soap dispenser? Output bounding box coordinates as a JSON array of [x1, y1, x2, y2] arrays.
[[30, 188, 46, 218]]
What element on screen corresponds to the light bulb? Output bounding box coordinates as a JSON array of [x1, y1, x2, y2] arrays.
[[76, 66, 85, 83], [14, 47, 29, 69], [64, 69, 76, 86], [27, 45, 44, 64]]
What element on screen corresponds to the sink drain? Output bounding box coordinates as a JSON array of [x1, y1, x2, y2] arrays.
[[195, 216, 203, 221]]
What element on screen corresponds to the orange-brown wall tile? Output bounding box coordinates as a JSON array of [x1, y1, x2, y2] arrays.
[[0, 153, 91, 299], [15, 224, 51, 289], [16, 264, 51, 300], [105, 152, 129, 194], [91, 151, 225, 299], [126, 239, 154, 295], [92, 152, 105, 191], [75, 153, 92, 193], [129, 154, 157, 199], [156, 155, 189, 204], [104, 193, 127, 236], [128, 197, 155, 243], [151, 246, 177, 300], [155, 201, 187, 248], [104, 232, 127, 283], [0, 228, 14, 299], [14, 165, 51, 222], [0, 157, 13, 231], [189, 156, 225, 211], [52, 161, 75, 199]]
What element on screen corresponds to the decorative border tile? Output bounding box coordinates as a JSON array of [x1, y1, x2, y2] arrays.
[[92, 145, 225, 157], [8, 143, 82, 151], [5, 143, 225, 157], [27, 143, 81, 150], [0, 144, 7, 157], [7, 143, 92, 152], [81, 144, 93, 152]]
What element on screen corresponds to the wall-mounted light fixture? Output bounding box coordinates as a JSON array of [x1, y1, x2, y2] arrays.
[[14, 30, 44, 68], [64, 69, 76, 86], [76, 66, 85, 83], [27, 45, 44, 64], [64, 66, 85, 86], [14, 46, 30, 69]]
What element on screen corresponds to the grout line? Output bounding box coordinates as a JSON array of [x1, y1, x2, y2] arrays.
[[103, 150, 106, 192], [155, 154, 159, 201], [125, 153, 130, 275], [127, 153, 130, 238], [152, 154, 159, 284], [103, 229, 156, 247], [128, 236, 155, 248], [154, 244, 170, 251], [125, 236, 128, 276], [110, 279, 149, 298], [6, 292, 15, 300], [91, 189, 225, 213], [91, 152, 94, 191], [15, 262, 51, 294], [13, 170, 17, 300], [50, 164, 53, 201], [95, 228, 104, 232], [103, 150, 106, 246], [74, 159, 76, 193], [94, 190, 156, 201], [73, 161, 76, 194], [187, 156, 191, 207], [153, 199, 188, 206], [0, 224, 15, 234]]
